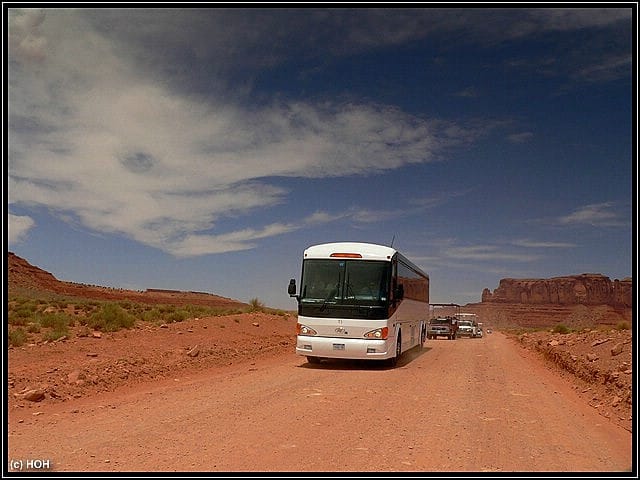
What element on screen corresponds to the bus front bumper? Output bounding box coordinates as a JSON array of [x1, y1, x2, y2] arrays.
[[296, 335, 392, 360]]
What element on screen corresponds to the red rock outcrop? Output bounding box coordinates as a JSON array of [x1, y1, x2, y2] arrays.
[[482, 274, 632, 308], [7, 252, 59, 290], [8, 252, 247, 308]]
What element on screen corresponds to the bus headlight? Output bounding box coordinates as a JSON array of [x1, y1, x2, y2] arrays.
[[364, 327, 388, 339], [296, 323, 317, 336]]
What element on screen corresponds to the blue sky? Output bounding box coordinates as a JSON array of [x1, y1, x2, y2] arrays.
[[6, 7, 634, 310]]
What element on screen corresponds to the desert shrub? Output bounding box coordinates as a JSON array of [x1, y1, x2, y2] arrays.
[[140, 306, 186, 323], [118, 300, 133, 310], [552, 323, 570, 334], [615, 321, 630, 330], [26, 323, 41, 333], [248, 298, 265, 312], [129, 305, 146, 317], [71, 301, 252, 326], [167, 310, 188, 323], [87, 303, 135, 332], [142, 307, 163, 323], [42, 323, 70, 342], [8, 311, 29, 326], [9, 328, 28, 347], [38, 311, 70, 329], [9, 300, 38, 325], [183, 305, 209, 317], [75, 302, 97, 315], [14, 303, 37, 316]]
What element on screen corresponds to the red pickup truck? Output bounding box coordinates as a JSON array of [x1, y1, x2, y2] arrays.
[[427, 316, 458, 340]]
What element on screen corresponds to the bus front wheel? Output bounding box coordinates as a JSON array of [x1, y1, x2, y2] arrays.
[[307, 356, 322, 364], [388, 335, 401, 367]]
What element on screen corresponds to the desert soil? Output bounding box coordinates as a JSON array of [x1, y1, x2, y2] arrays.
[[6, 312, 633, 473]]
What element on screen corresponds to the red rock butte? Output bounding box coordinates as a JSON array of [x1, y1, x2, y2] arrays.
[[482, 274, 632, 308]]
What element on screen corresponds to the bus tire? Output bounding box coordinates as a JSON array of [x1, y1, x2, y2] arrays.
[[388, 334, 401, 367], [307, 356, 322, 364]]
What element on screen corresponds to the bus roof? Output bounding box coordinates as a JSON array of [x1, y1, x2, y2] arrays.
[[304, 242, 396, 261], [303, 242, 428, 280]]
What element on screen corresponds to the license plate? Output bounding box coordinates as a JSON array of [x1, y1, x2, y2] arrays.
[[333, 344, 345, 350]]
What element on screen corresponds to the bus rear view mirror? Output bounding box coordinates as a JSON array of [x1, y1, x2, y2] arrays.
[[288, 279, 297, 296]]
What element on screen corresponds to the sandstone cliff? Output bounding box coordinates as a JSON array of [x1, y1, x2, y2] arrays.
[[482, 273, 632, 308]]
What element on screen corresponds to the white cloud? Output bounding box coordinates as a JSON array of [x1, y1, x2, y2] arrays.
[[511, 239, 577, 248], [556, 202, 628, 227], [575, 54, 632, 83], [7, 9, 630, 257], [8, 214, 35, 246], [303, 211, 347, 225], [444, 245, 539, 262], [8, 10, 480, 257], [170, 223, 298, 257]]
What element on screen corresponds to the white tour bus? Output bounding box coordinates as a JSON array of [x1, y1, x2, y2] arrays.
[[287, 242, 429, 367]]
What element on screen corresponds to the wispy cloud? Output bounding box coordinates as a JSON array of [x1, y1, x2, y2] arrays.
[[556, 202, 628, 227], [511, 239, 577, 248], [346, 190, 473, 225], [575, 54, 632, 83], [9, 10, 482, 257], [507, 132, 534, 143], [8, 214, 35, 246], [453, 87, 479, 98], [303, 211, 348, 225], [444, 245, 540, 262], [170, 223, 298, 257], [7, 8, 631, 257]]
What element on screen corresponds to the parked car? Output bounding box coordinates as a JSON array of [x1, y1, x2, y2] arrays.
[[456, 320, 476, 337], [427, 316, 458, 340]]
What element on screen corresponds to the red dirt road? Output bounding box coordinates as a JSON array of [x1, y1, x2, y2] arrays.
[[7, 331, 632, 473]]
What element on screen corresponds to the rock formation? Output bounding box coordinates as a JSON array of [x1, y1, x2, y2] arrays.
[[482, 274, 632, 308], [7, 252, 247, 309]]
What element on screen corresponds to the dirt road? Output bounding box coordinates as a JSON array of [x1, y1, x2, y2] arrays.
[[7, 331, 632, 473]]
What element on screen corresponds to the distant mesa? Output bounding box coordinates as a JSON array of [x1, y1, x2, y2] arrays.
[[482, 274, 632, 309], [7, 252, 247, 308]]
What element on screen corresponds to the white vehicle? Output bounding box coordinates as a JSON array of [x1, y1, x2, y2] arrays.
[[288, 242, 429, 367], [456, 320, 476, 337], [455, 313, 480, 337]]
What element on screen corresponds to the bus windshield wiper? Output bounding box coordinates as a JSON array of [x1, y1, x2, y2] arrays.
[[320, 285, 339, 311], [345, 273, 355, 298]]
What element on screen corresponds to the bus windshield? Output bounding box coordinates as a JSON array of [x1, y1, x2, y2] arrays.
[[300, 259, 390, 307]]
